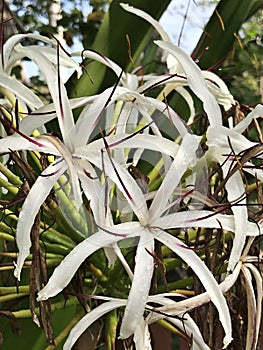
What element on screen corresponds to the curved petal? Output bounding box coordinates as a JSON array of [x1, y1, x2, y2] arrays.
[[0, 73, 43, 109], [223, 167, 247, 272], [76, 133, 179, 159], [64, 299, 126, 350], [152, 210, 262, 236], [155, 40, 222, 127], [153, 229, 232, 348], [15, 45, 75, 148], [120, 231, 154, 339], [149, 133, 201, 220], [233, 104, 263, 134], [14, 160, 66, 280], [37, 224, 141, 300]]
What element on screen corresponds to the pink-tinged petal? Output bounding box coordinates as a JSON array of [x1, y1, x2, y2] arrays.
[[152, 229, 232, 348], [37, 224, 140, 300], [152, 210, 262, 236], [155, 40, 222, 127], [14, 160, 66, 280], [149, 133, 201, 220], [64, 300, 126, 350], [0, 134, 58, 153], [120, 232, 154, 339]]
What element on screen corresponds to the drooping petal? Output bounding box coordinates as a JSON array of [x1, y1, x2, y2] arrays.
[[120, 3, 171, 42], [152, 228, 232, 348], [233, 104, 263, 134], [202, 71, 234, 111], [155, 40, 222, 127], [63, 299, 126, 350], [0, 73, 43, 109], [3, 33, 56, 72], [14, 160, 66, 280], [37, 223, 141, 300], [119, 231, 154, 339]]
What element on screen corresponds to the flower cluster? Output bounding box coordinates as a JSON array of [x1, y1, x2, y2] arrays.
[[0, 4, 262, 350]]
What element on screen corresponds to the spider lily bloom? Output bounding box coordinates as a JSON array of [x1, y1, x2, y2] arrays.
[[0, 36, 191, 281], [36, 129, 249, 348]]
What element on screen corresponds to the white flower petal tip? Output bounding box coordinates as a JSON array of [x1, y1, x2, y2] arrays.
[[13, 262, 21, 281], [223, 335, 233, 349]]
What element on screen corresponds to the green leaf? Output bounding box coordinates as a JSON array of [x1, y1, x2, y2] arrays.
[[194, 0, 263, 69]]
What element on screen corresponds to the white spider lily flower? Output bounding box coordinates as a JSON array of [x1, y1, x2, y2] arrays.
[[37, 129, 241, 348], [1, 79, 189, 280], [1, 74, 189, 280]]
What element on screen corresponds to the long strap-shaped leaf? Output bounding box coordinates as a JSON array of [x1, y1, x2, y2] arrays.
[[194, 0, 263, 69]]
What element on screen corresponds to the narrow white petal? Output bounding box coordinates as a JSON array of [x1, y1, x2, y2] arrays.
[[153, 229, 232, 347], [0, 135, 58, 154], [149, 133, 200, 220], [14, 161, 66, 280], [223, 168, 247, 272], [133, 319, 152, 350], [64, 300, 126, 350], [155, 40, 222, 127], [233, 104, 263, 134], [120, 4, 171, 42], [3, 33, 55, 68], [0, 73, 43, 109], [153, 210, 262, 236], [15, 46, 75, 148], [146, 295, 209, 350], [120, 232, 154, 339], [76, 49, 123, 78], [37, 225, 140, 300]]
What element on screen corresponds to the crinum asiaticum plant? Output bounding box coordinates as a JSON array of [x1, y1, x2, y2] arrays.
[[0, 6, 263, 350]]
